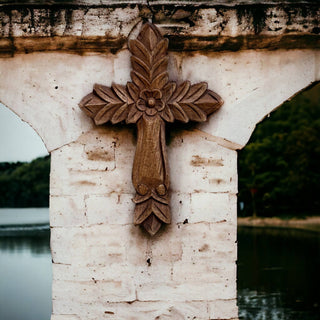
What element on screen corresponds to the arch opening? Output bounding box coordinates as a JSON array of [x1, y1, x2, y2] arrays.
[[238, 82, 320, 219], [237, 82, 320, 320], [0, 103, 52, 320]]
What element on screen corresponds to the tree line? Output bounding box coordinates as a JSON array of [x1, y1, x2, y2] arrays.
[[0, 155, 50, 207], [238, 83, 320, 217]]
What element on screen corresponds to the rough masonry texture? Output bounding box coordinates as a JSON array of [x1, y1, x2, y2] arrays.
[[0, 1, 319, 319], [0, 0, 319, 56]]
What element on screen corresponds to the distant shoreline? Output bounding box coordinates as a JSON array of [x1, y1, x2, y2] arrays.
[[0, 223, 49, 237], [238, 216, 320, 233]]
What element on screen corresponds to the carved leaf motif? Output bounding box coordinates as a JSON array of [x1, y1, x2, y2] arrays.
[[194, 90, 224, 116], [134, 199, 170, 225], [129, 23, 169, 90], [79, 93, 108, 119], [142, 214, 162, 236], [162, 82, 176, 102], [126, 82, 140, 101], [152, 200, 170, 223], [134, 199, 152, 225], [126, 107, 143, 124], [160, 106, 174, 123], [79, 83, 134, 125], [169, 81, 223, 122]]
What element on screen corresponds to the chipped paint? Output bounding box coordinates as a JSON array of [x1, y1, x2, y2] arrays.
[[191, 155, 224, 167]]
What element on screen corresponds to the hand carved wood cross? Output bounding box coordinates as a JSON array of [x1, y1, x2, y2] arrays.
[[79, 22, 223, 236]]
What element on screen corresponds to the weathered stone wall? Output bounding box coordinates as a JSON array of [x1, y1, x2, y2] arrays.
[[0, 2, 319, 319], [0, 1, 319, 56], [49, 127, 238, 320]]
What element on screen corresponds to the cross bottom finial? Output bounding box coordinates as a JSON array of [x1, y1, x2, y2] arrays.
[[79, 23, 223, 236]]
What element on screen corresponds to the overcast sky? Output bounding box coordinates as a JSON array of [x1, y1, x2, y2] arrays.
[[0, 103, 48, 162]]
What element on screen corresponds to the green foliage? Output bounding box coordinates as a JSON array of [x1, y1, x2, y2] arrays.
[[238, 83, 320, 217], [0, 155, 50, 207]]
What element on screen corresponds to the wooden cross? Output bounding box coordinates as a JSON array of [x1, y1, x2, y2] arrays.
[[79, 23, 223, 236]]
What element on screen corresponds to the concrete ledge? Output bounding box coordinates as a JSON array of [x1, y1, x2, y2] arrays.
[[0, 2, 319, 56]]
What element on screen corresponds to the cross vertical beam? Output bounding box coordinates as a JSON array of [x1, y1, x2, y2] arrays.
[[79, 22, 223, 236]]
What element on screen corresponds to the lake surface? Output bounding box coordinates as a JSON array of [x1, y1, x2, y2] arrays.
[[0, 209, 319, 320], [0, 207, 49, 226], [238, 227, 320, 320], [0, 208, 51, 320]]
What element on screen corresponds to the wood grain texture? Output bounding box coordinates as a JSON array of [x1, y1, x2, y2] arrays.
[[79, 22, 223, 236]]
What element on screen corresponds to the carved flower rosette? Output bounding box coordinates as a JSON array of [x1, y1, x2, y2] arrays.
[[79, 23, 223, 236]]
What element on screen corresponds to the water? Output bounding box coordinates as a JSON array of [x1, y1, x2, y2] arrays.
[[238, 227, 320, 320], [0, 207, 49, 226], [0, 209, 319, 320], [0, 208, 51, 320]]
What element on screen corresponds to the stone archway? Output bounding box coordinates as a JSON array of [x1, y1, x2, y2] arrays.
[[0, 48, 318, 320], [0, 2, 319, 319]]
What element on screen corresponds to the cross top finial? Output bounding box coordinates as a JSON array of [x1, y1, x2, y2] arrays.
[[80, 22, 223, 236]]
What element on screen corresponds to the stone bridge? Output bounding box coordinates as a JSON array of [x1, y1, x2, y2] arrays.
[[0, 1, 319, 319]]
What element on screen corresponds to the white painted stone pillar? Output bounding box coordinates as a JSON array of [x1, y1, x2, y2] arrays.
[[0, 48, 319, 320], [49, 125, 238, 320]]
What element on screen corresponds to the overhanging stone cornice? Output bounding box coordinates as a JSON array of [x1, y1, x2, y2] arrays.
[[0, 1, 319, 56]]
